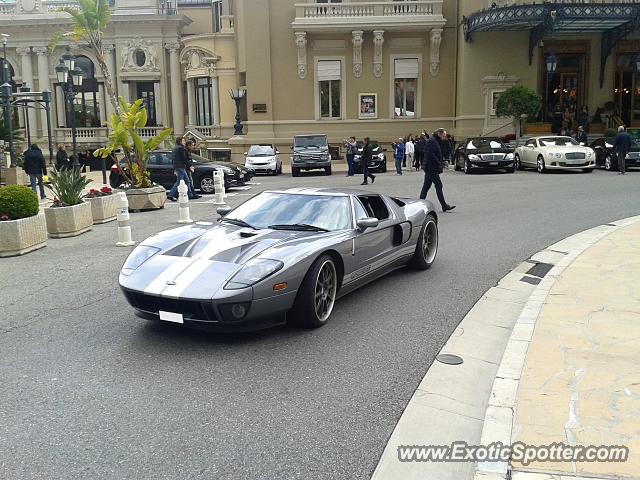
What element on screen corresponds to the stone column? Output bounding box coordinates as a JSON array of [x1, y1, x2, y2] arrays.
[[165, 41, 184, 135], [34, 46, 50, 136], [211, 75, 220, 126], [17, 47, 37, 137], [186, 77, 196, 125], [104, 44, 116, 120]]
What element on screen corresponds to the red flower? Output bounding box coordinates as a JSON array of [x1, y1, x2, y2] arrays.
[[100, 186, 112, 194], [89, 188, 99, 194]]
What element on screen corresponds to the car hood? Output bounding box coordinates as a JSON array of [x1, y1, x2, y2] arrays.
[[119, 223, 340, 298], [465, 148, 510, 154], [537, 145, 591, 152]]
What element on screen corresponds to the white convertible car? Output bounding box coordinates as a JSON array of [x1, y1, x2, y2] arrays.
[[514, 136, 596, 173]]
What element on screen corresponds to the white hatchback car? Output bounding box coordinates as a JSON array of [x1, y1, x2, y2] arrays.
[[514, 136, 596, 173], [244, 144, 282, 175]]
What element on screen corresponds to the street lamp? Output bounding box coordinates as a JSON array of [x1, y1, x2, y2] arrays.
[[1, 33, 14, 167], [546, 53, 558, 74], [55, 49, 84, 172], [229, 88, 246, 135]]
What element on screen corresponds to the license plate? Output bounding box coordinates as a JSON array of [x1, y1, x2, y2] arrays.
[[159, 311, 184, 324], [489, 162, 498, 166]]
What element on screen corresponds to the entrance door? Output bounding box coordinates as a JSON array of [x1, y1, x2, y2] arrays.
[[614, 55, 640, 127], [543, 54, 586, 132], [136, 82, 157, 126]]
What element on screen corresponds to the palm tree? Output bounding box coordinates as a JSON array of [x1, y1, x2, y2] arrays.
[[53, 0, 121, 116]]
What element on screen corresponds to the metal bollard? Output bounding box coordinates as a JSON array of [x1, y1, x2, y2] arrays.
[[214, 170, 226, 205], [177, 179, 193, 224], [116, 192, 135, 246]]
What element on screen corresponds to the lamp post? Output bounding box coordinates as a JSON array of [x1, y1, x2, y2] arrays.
[[55, 48, 83, 172], [229, 88, 246, 135], [1, 33, 14, 167], [19, 85, 31, 146]]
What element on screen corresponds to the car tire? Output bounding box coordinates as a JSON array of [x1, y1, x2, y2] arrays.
[[507, 166, 516, 173], [290, 254, 339, 328], [604, 155, 614, 171], [537, 156, 546, 173], [198, 175, 216, 194], [292, 167, 300, 177], [582, 168, 593, 173], [463, 158, 471, 174], [409, 213, 438, 270], [325, 166, 332, 175], [381, 161, 387, 173]]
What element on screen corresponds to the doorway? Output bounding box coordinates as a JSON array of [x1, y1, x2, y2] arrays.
[[543, 52, 587, 133], [136, 81, 157, 126], [614, 54, 640, 127]]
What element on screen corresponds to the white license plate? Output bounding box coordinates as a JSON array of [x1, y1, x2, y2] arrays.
[[159, 311, 184, 324], [489, 162, 498, 166]]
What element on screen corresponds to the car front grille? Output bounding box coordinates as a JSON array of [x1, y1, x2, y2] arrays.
[[558, 161, 589, 167], [124, 290, 217, 321], [479, 154, 505, 161], [565, 152, 586, 160]]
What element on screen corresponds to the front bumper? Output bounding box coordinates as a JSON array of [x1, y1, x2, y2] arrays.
[[468, 160, 514, 169], [122, 287, 297, 332], [292, 161, 331, 170], [546, 160, 595, 170], [246, 162, 277, 174]]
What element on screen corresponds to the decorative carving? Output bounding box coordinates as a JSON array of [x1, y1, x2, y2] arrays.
[[373, 30, 384, 78], [32, 46, 48, 56], [352, 31, 363, 78], [429, 28, 443, 77], [180, 48, 219, 78], [18, 0, 40, 14], [15, 47, 32, 57], [121, 37, 159, 72], [165, 41, 181, 53], [295, 31, 307, 80]]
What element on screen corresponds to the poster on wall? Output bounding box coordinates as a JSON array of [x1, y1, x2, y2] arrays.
[[359, 93, 377, 119]]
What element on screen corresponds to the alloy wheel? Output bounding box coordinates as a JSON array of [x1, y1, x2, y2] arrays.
[[200, 176, 215, 193], [422, 219, 438, 264], [605, 155, 612, 171], [314, 260, 337, 323], [537, 157, 545, 173]]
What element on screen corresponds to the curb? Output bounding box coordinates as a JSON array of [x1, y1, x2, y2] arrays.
[[475, 214, 640, 480]]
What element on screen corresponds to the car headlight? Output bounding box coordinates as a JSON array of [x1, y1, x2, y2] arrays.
[[549, 152, 562, 158], [468, 154, 480, 160], [225, 258, 284, 290], [505, 153, 514, 160], [586, 151, 593, 158], [121, 245, 160, 275], [220, 166, 234, 174], [377, 153, 385, 159]]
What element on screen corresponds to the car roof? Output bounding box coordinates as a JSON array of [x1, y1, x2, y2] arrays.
[[265, 187, 384, 197]]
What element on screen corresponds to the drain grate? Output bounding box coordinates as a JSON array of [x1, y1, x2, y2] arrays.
[[526, 262, 554, 278]]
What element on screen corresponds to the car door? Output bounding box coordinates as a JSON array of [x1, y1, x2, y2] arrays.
[[523, 139, 538, 166], [590, 139, 605, 166], [345, 195, 398, 287]]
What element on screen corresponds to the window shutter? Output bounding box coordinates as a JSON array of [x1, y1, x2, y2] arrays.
[[317, 60, 342, 81], [394, 58, 419, 79]]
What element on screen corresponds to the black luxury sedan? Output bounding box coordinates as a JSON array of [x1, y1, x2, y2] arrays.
[[453, 137, 515, 174], [352, 140, 387, 173], [590, 137, 640, 171], [110, 151, 252, 193]]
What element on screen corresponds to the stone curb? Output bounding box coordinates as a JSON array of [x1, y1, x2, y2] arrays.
[[474, 215, 640, 480]]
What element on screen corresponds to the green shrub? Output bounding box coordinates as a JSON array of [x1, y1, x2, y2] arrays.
[[48, 168, 91, 207], [0, 185, 39, 220]]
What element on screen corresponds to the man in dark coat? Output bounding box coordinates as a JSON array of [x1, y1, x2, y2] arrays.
[[613, 125, 632, 175], [575, 126, 588, 145], [24, 144, 47, 200], [419, 129, 455, 212], [168, 137, 195, 200], [359, 137, 376, 185], [55, 144, 70, 171]]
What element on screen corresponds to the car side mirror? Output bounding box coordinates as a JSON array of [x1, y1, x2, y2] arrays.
[[357, 217, 379, 230], [243, 152, 247, 155], [275, 151, 280, 154], [217, 206, 232, 217]]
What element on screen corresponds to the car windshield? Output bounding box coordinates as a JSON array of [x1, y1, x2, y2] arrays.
[[539, 137, 579, 147], [247, 145, 275, 156], [224, 192, 352, 231], [465, 138, 504, 149], [294, 135, 327, 148]]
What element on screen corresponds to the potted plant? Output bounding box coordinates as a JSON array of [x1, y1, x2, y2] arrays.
[[95, 98, 172, 211], [44, 168, 93, 238], [495, 85, 543, 141], [84, 185, 117, 223], [0, 185, 47, 257]]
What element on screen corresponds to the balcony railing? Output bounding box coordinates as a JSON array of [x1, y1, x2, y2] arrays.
[[136, 127, 166, 138], [55, 127, 108, 143]]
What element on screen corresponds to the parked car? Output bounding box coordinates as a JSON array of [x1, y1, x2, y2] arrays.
[[291, 134, 332, 177], [110, 150, 252, 193], [513, 136, 596, 173], [352, 140, 387, 173], [590, 137, 640, 171], [118, 188, 438, 331], [453, 137, 515, 174], [244, 144, 282, 175]]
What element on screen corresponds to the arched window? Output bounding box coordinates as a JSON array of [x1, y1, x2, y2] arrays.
[[56, 55, 103, 128]]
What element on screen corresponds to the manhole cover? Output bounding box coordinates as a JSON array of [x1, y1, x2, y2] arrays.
[[436, 354, 463, 365]]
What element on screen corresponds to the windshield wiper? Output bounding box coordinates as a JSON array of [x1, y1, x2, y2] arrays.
[[268, 223, 330, 232], [220, 217, 257, 230]]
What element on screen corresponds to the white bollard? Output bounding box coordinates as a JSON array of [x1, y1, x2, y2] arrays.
[[177, 179, 193, 224], [116, 192, 135, 246], [214, 170, 226, 205]]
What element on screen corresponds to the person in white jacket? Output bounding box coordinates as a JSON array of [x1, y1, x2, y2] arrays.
[[404, 138, 415, 171]]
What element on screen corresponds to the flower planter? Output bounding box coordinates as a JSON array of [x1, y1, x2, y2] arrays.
[[0, 213, 47, 257], [86, 194, 117, 224], [125, 185, 166, 212], [45, 201, 93, 238]]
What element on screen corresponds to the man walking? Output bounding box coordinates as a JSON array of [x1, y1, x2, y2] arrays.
[[360, 137, 376, 185], [184, 140, 201, 199], [405, 137, 414, 172], [393, 138, 405, 175], [24, 144, 47, 200], [168, 137, 196, 200], [344, 136, 357, 177], [613, 125, 632, 175], [420, 128, 455, 212]]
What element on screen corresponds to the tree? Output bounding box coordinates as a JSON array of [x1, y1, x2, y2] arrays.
[[0, 116, 23, 144], [495, 85, 542, 140], [52, 0, 120, 116], [95, 98, 172, 189]]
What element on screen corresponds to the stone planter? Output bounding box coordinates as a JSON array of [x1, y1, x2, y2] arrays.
[[0, 213, 47, 257], [44, 201, 93, 238], [4, 167, 28, 186], [86, 194, 117, 224], [125, 185, 166, 212]]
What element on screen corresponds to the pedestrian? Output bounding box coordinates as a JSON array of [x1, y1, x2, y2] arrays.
[[419, 128, 455, 212], [344, 136, 357, 177], [441, 134, 452, 169], [23, 144, 47, 200], [613, 125, 632, 175], [55, 144, 69, 171], [405, 136, 415, 172], [578, 105, 589, 130], [167, 137, 193, 201], [359, 137, 376, 185], [575, 126, 588, 145], [184, 140, 201, 199], [414, 133, 426, 171], [393, 137, 405, 175]]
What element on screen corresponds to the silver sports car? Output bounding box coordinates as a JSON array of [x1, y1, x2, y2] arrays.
[[119, 188, 438, 331]]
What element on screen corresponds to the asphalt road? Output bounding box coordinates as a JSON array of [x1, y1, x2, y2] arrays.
[[1, 166, 639, 480]]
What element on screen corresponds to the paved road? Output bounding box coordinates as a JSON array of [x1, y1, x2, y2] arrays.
[[1, 167, 639, 480]]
